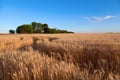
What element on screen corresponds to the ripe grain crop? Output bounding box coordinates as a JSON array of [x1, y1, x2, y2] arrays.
[[0, 33, 120, 80]]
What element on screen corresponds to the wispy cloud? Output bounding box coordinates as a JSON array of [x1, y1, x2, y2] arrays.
[[84, 16, 115, 23]]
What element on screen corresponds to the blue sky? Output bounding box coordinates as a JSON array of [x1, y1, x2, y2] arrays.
[[0, 0, 120, 33]]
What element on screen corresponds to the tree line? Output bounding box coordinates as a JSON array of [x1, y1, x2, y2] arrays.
[[9, 22, 74, 34]]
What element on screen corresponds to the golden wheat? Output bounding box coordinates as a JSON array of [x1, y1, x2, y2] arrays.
[[0, 33, 120, 80]]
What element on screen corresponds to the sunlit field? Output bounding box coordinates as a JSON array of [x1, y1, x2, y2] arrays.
[[0, 33, 120, 80]]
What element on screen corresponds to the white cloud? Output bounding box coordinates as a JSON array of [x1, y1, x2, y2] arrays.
[[84, 16, 115, 23], [103, 16, 115, 20]]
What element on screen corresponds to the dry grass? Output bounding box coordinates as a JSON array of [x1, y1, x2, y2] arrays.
[[0, 33, 120, 80]]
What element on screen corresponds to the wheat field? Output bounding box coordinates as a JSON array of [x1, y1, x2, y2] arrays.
[[0, 33, 120, 80]]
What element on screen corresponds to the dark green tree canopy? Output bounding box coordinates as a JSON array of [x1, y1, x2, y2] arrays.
[[16, 24, 33, 33], [16, 22, 74, 34]]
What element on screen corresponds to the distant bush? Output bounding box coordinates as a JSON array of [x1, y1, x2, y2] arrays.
[[9, 30, 15, 34]]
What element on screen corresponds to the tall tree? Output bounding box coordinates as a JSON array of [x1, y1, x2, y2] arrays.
[[32, 22, 42, 33], [42, 24, 49, 33]]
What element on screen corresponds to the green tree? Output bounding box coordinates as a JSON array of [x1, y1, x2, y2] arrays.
[[16, 24, 33, 33], [41, 24, 49, 33], [32, 22, 38, 33], [31, 22, 43, 33]]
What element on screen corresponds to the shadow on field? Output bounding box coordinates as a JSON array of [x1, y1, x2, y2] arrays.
[[18, 37, 70, 61]]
